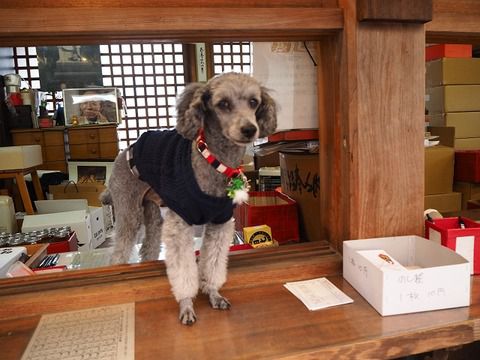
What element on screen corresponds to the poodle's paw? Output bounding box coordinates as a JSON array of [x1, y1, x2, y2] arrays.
[[179, 298, 197, 325], [209, 293, 231, 310]]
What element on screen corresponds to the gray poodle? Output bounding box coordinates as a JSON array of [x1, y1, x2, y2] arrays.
[[102, 73, 277, 325]]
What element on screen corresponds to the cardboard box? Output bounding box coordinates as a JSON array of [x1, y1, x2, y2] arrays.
[[279, 151, 321, 242], [426, 58, 480, 87], [425, 217, 480, 274], [254, 152, 280, 169], [34, 199, 106, 250], [234, 191, 299, 244], [425, 44, 472, 62], [455, 150, 480, 183], [430, 113, 480, 139], [49, 182, 106, 207], [454, 137, 480, 150], [22, 210, 92, 250], [425, 145, 454, 195], [426, 85, 480, 114], [424, 192, 461, 213], [454, 182, 480, 210], [343, 235, 470, 316]]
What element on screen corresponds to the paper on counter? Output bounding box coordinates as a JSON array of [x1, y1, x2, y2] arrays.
[[284, 277, 353, 311], [22, 303, 134, 360]]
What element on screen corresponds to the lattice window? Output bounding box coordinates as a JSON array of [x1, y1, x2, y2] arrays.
[[13, 47, 59, 113], [100, 43, 186, 149], [212, 42, 252, 75]]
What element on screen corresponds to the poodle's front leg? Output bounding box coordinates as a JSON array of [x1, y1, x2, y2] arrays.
[[198, 219, 234, 310], [161, 210, 199, 325]]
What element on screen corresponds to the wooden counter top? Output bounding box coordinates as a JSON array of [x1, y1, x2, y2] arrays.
[[1, 242, 480, 359]]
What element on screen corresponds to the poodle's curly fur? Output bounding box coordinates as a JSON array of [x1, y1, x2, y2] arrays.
[[102, 73, 277, 325]]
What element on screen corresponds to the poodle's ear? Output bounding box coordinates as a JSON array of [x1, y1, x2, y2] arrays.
[[256, 87, 277, 138], [176, 82, 209, 140]]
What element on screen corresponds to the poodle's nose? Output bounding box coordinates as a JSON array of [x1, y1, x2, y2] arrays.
[[241, 124, 257, 138]]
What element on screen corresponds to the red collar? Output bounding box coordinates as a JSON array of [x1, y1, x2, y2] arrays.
[[195, 128, 242, 178]]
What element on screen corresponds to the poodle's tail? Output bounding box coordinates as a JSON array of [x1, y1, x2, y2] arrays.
[[99, 189, 113, 205]]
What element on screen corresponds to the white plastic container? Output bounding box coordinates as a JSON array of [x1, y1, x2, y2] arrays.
[[0, 196, 17, 233]]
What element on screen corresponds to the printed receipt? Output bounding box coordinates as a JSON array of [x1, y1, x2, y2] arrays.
[[284, 278, 354, 311]]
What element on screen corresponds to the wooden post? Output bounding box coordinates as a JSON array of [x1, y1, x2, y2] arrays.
[[319, 0, 431, 250]]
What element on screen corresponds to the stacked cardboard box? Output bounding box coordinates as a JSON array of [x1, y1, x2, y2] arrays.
[[425, 44, 480, 150], [424, 127, 461, 213]]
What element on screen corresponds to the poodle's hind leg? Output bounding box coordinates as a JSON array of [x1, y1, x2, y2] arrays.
[[161, 210, 199, 325], [139, 201, 163, 261], [198, 219, 234, 310], [110, 200, 143, 265]]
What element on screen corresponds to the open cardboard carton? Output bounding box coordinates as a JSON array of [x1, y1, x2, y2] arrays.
[[343, 235, 470, 316]]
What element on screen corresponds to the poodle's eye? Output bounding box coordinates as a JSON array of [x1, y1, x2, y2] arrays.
[[217, 99, 231, 111], [249, 98, 259, 109]]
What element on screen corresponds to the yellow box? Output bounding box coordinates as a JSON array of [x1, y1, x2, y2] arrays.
[[455, 137, 480, 150], [430, 112, 480, 139], [426, 85, 480, 114], [426, 58, 480, 87], [243, 225, 273, 248], [424, 192, 461, 213]]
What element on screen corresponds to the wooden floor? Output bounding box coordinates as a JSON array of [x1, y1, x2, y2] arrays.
[[1, 242, 480, 359]]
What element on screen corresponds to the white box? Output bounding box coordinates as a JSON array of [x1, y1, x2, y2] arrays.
[[343, 235, 470, 316], [22, 210, 92, 250], [0, 247, 27, 278], [34, 199, 106, 250]]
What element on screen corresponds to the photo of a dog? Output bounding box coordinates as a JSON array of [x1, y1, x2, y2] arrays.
[[101, 72, 277, 325]]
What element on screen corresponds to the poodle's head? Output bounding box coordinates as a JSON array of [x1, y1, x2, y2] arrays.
[[175, 72, 277, 145]]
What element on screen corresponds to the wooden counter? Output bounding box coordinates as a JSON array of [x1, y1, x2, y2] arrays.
[[1, 242, 480, 359]]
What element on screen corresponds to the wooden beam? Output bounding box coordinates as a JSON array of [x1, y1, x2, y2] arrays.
[[357, 0, 432, 23], [427, 0, 480, 44], [0, 7, 343, 46], [0, 0, 339, 7]]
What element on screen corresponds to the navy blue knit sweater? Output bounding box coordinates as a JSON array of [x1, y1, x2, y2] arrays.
[[132, 129, 234, 225]]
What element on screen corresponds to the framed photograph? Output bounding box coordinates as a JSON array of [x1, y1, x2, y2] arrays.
[[63, 87, 121, 126]]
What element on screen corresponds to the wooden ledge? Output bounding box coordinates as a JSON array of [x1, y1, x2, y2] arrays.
[[0, 241, 342, 319], [2, 242, 480, 359], [2, 275, 480, 359]]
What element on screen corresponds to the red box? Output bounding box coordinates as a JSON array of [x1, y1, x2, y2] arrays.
[[234, 191, 299, 244], [267, 128, 318, 143], [45, 231, 78, 254], [425, 217, 480, 274], [426, 44, 472, 61], [455, 150, 480, 183]]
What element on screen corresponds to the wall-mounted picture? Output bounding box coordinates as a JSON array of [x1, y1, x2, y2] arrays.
[[63, 87, 120, 126], [36, 45, 103, 91]]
